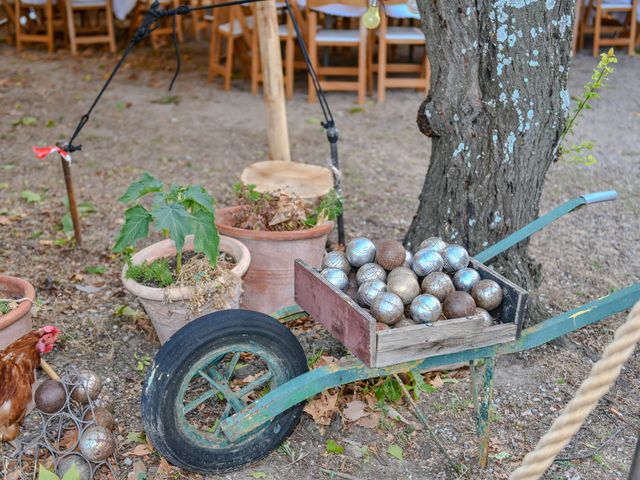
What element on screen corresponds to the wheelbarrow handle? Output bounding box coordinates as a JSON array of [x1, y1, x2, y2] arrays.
[[474, 190, 618, 263]]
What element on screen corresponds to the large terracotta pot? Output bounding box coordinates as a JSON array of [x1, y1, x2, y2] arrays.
[[216, 206, 334, 314], [122, 235, 250, 344], [0, 275, 36, 350]]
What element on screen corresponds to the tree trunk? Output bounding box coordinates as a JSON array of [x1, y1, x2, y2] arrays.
[[406, 0, 575, 303]]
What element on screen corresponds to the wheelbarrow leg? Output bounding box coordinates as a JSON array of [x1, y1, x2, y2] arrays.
[[471, 357, 495, 468]]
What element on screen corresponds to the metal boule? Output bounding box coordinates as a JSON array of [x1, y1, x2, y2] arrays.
[[452, 267, 481, 293], [387, 272, 420, 305], [356, 263, 387, 285], [321, 268, 349, 291], [410, 294, 442, 324], [472, 279, 504, 311], [79, 425, 116, 462], [56, 453, 92, 480], [345, 237, 376, 267], [34, 379, 66, 414], [322, 251, 352, 274], [357, 279, 387, 308], [441, 245, 470, 273], [421, 271, 455, 302], [375, 239, 406, 271], [403, 249, 414, 269], [412, 249, 444, 277], [442, 291, 476, 319], [394, 317, 417, 328], [388, 266, 417, 282], [474, 307, 493, 326], [70, 370, 103, 403], [370, 292, 404, 325], [417, 236, 447, 254], [83, 407, 115, 431]]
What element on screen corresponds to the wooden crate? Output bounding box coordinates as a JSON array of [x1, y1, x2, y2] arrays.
[[294, 259, 528, 368]]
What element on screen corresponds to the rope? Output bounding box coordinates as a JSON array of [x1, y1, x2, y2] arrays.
[[509, 300, 640, 480]]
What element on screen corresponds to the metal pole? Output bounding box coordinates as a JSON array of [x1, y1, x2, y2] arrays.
[[60, 158, 82, 246], [326, 126, 345, 245], [477, 357, 495, 468], [629, 432, 640, 480]]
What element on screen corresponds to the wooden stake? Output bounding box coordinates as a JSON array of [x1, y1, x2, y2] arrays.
[[60, 157, 82, 246], [255, 0, 291, 162], [40, 359, 60, 381]]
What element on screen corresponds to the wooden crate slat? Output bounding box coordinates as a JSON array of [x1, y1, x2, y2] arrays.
[[375, 323, 517, 367], [294, 260, 376, 366]]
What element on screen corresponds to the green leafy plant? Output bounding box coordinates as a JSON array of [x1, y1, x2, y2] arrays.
[[134, 352, 152, 373], [0, 301, 10, 315], [126, 258, 174, 287], [559, 48, 617, 165], [39, 463, 80, 480], [325, 439, 345, 454], [113, 173, 219, 274], [303, 189, 343, 228]]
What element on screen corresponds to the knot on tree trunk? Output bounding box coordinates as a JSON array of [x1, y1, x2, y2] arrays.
[[416, 97, 433, 137]]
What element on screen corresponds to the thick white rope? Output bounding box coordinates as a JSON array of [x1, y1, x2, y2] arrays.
[[510, 300, 640, 480]]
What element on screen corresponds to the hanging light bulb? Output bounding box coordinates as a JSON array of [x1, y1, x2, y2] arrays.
[[406, 0, 419, 15], [363, 0, 381, 29]]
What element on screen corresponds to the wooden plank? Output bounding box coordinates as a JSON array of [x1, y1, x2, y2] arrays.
[[375, 324, 517, 368], [294, 260, 376, 367]]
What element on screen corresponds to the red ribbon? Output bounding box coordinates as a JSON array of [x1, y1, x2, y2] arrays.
[[33, 145, 72, 162]]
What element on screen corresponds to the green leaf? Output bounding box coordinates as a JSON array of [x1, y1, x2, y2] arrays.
[[191, 210, 219, 267], [151, 95, 181, 105], [61, 213, 74, 235], [118, 172, 163, 203], [38, 464, 60, 480], [112, 205, 152, 253], [86, 265, 106, 275], [46, 119, 56, 128], [325, 439, 344, 454], [387, 444, 403, 461], [494, 451, 510, 460], [20, 190, 43, 203], [13, 116, 38, 126], [183, 185, 215, 214], [152, 201, 191, 255], [250, 473, 267, 479], [61, 463, 80, 480], [127, 431, 147, 444]]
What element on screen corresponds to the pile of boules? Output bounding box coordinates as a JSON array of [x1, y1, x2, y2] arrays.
[[320, 236, 504, 331]]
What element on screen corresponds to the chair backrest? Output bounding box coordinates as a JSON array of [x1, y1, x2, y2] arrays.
[[306, 0, 367, 10]]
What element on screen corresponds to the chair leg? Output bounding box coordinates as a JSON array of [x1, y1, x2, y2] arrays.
[[251, 29, 259, 95], [628, 0, 637, 55], [357, 21, 366, 105], [285, 25, 294, 99], [14, 0, 21, 52], [208, 29, 218, 82], [224, 33, 234, 90], [46, 0, 54, 53], [593, 0, 601, 57], [106, 0, 116, 52], [65, 0, 78, 54], [367, 29, 374, 96], [307, 11, 317, 104], [377, 21, 387, 103]]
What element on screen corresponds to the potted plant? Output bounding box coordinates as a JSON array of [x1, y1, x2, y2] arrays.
[[215, 183, 341, 313], [0, 275, 36, 350], [114, 173, 251, 344]]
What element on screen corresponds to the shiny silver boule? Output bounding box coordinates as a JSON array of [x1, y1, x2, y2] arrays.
[[452, 267, 481, 293], [441, 245, 470, 273], [70, 370, 102, 403], [321, 268, 349, 291], [474, 307, 493, 326], [357, 280, 387, 308], [412, 249, 444, 277], [403, 249, 414, 269], [322, 251, 352, 274], [421, 272, 455, 302], [356, 263, 387, 285], [387, 272, 420, 305], [56, 453, 92, 480], [410, 294, 442, 324], [346, 237, 376, 268], [79, 425, 116, 462], [417, 236, 447, 254], [472, 279, 504, 311], [370, 292, 404, 325]]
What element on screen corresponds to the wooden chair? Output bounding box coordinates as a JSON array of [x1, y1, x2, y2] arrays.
[[370, 0, 428, 102], [306, 0, 368, 105], [64, 0, 116, 55], [128, 0, 184, 48], [579, 0, 638, 56], [14, 0, 62, 52], [187, 0, 211, 41], [208, 1, 254, 89]]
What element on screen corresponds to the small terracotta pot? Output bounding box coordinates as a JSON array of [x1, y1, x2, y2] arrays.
[[122, 235, 250, 344], [216, 206, 334, 314], [0, 275, 36, 351]]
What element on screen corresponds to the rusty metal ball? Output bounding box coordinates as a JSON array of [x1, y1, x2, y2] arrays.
[[412, 249, 444, 277], [443, 291, 476, 319], [421, 272, 455, 302], [34, 379, 67, 414], [376, 322, 391, 332], [417, 236, 447, 254], [83, 407, 115, 431], [321, 268, 349, 291], [370, 292, 404, 325], [472, 279, 504, 311], [410, 294, 442, 324], [394, 317, 417, 328], [56, 453, 92, 480], [79, 425, 116, 462], [357, 279, 387, 308], [452, 267, 481, 293], [346, 237, 376, 268], [441, 245, 470, 273], [356, 263, 387, 285], [71, 370, 103, 403], [375, 239, 406, 271], [322, 251, 352, 274], [387, 272, 420, 305], [474, 307, 493, 326]]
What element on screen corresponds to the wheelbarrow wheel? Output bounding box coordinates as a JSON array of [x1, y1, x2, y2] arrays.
[[141, 309, 308, 473]]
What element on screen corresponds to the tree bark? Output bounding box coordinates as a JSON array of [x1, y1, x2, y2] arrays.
[[406, 0, 575, 302]]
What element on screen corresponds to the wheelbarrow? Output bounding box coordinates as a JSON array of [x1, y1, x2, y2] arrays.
[[140, 191, 640, 474]]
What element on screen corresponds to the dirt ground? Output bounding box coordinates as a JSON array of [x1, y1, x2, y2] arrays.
[[0, 40, 639, 480]]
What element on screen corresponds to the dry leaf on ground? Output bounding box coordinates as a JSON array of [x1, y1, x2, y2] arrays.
[[342, 400, 369, 422], [304, 391, 338, 425]]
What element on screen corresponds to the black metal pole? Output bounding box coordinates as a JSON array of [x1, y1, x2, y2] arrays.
[[326, 126, 345, 246], [629, 432, 640, 480]]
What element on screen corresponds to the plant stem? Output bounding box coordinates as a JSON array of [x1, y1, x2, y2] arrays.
[[176, 252, 182, 275]]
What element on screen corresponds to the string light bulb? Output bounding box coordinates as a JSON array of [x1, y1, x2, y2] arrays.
[[363, 0, 381, 29]]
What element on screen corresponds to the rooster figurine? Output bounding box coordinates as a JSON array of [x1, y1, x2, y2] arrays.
[[0, 326, 60, 443]]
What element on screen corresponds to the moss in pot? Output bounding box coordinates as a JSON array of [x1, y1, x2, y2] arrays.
[[113, 173, 250, 344], [215, 183, 341, 314]]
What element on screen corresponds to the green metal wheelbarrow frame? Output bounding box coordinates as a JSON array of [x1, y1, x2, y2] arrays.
[[219, 190, 640, 466]]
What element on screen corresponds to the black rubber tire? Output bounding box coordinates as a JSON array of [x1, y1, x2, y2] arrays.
[[141, 309, 308, 473]]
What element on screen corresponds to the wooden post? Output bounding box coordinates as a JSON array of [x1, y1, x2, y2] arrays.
[[60, 157, 82, 246], [255, 0, 291, 162]]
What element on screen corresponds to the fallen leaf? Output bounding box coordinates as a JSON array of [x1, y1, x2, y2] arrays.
[[494, 451, 511, 460], [315, 355, 338, 368], [126, 444, 152, 456], [342, 400, 369, 422], [356, 412, 380, 429], [386, 405, 421, 430], [250, 472, 267, 479], [326, 439, 344, 454], [127, 431, 147, 444], [303, 392, 338, 425], [429, 374, 444, 388], [387, 444, 403, 461], [156, 458, 172, 475], [20, 190, 43, 203], [59, 427, 79, 450], [75, 284, 102, 294], [0, 216, 10, 225]]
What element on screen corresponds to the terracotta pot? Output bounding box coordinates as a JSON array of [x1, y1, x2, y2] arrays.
[[122, 235, 250, 344], [216, 206, 334, 314], [0, 275, 36, 351]]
